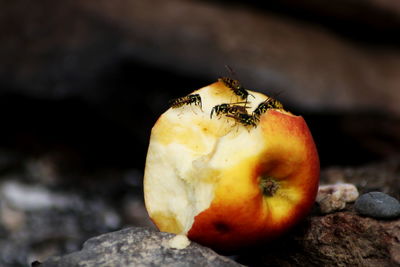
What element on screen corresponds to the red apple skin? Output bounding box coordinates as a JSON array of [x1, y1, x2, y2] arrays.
[[187, 109, 320, 252]]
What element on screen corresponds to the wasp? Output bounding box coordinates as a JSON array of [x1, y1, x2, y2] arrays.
[[253, 97, 283, 119], [218, 77, 254, 104], [169, 94, 202, 110], [210, 102, 249, 119], [226, 112, 259, 128]]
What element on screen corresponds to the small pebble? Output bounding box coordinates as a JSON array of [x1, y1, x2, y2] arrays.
[[316, 183, 359, 214], [354, 192, 400, 219]]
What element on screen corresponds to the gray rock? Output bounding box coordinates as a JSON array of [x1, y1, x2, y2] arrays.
[[354, 192, 400, 219], [39, 227, 242, 267]]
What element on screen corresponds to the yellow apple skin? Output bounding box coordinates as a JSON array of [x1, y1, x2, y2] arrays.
[[187, 109, 319, 251], [144, 81, 319, 252]]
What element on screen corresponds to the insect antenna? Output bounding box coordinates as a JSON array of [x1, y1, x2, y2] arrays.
[[224, 64, 238, 79], [271, 90, 284, 99]]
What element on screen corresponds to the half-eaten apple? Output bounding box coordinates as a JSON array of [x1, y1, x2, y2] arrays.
[[143, 79, 319, 251]]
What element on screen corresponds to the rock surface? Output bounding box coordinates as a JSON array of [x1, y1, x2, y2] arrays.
[[238, 212, 400, 266], [355, 192, 400, 219], [36, 213, 400, 267], [39, 227, 243, 267]]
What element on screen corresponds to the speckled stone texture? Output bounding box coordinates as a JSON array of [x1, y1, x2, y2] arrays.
[[355, 192, 400, 219], [237, 212, 400, 266], [39, 227, 243, 267]]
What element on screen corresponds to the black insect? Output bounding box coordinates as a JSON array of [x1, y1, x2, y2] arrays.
[[169, 94, 202, 110], [210, 102, 248, 119], [218, 77, 254, 104], [226, 112, 259, 128], [253, 97, 283, 119]]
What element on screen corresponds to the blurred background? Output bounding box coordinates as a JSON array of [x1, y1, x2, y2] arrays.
[[0, 0, 400, 266]]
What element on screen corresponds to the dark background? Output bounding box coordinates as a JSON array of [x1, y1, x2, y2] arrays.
[[0, 0, 399, 266]]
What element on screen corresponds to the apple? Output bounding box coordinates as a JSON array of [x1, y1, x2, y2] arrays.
[[143, 80, 320, 251]]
